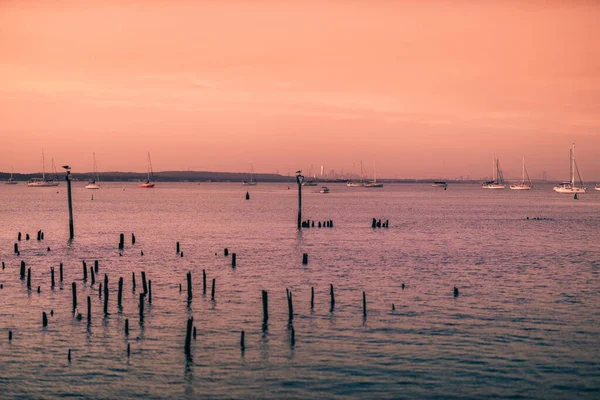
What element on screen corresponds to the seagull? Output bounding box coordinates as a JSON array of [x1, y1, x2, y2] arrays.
[[62, 165, 71, 170], [295, 170, 302, 174]]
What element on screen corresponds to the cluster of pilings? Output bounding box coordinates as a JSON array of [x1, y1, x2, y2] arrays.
[[301, 219, 333, 228], [372, 219, 389, 228], [2, 232, 463, 361]]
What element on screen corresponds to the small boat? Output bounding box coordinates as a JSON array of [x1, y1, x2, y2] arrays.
[[242, 162, 258, 186], [140, 152, 156, 188], [482, 158, 505, 189], [510, 157, 533, 190], [85, 153, 101, 189], [319, 186, 330, 194], [553, 142, 586, 193], [595, 184, 600, 191], [364, 157, 383, 187], [432, 181, 447, 188], [5, 165, 18, 184], [28, 150, 59, 187]]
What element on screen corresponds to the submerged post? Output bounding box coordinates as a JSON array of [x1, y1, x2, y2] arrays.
[[262, 290, 269, 322], [202, 269, 206, 294], [103, 274, 109, 315], [185, 317, 194, 354], [64, 167, 74, 239], [72, 282, 77, 311], [187, 272, 193, 302], [330, 284, 335, 311], [296, 172, 304, 230], [211, 278, 216, 300], [118, 277, 123, 307]]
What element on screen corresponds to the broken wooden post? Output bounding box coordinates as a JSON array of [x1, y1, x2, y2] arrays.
[[42, 312, 48, 327], [103, 275, 109, 315], [291, 326, 295, 346], [27, 268, 31, 289], [127, 343, 131, 357], [141, 271, 148, 294], [330, 284, 335, 311], [139, 293, 144, 322], [193, 326, 197, 340], [131, 233, 136, 245], [98, 283, 102, 297], [224, 248, 229, 256], [211, 278, 215, 300], [82, 261, 87, 281], [184, 317, 194, 354], [20, 261, 25, 279], [176, 241, 180, 254], [132, 272, 136, 290], [232, 253, 236, 267], [118, 277, 123, 307], [94, 260, 98, 273], [60, 263, 63, 282], [240, 330, 245, 350], [72, 282, 77, 311], [51, 267, 55, 288], [14, 243, 18, 254], [18, 232, 21, 241], [311, 286, 314, 309], [302, 253, 308, 265], [454, 287, 459, 297], [119, 233, 124, 249], [202, 269, 206, 294], [68, 349, 72, 362], [187, 272, 192, 302], [262, 290, 269, 322], [87, 296, 91, 322], [90, 267, 95, 285], [125, 319, 129, 335], [287, 289, 294, 320], [363, 291, 367, 317], [148, 280, 152, 304]]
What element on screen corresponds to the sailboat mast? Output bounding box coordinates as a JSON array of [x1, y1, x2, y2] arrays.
[[522, 157, 525, 183], [571, 142, 575, 186], [42, 150, 46, 181], [147, 152, 151, 181]]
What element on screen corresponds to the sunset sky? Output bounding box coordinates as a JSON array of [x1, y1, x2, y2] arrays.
[[1, 0, 599, 180]]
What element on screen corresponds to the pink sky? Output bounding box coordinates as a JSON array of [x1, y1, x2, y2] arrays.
[[1, 0, 599, 180]]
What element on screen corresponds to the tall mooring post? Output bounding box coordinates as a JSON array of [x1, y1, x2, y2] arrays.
[[64, 166, 74, 239], [296, 171, 304, 230]]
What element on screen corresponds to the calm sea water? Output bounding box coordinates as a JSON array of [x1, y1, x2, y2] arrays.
[[0, 182, 599, 399]]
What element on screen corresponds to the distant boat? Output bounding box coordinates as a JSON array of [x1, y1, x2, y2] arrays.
[[364, 157, 383, 187], [319, 186, 330, 194], [85, 153, 101, 189], [5, 165, 18, 184], [28, 150, 59, 187], [510, 157, 533, 190], [482, 158, 505, 189], [242, 162, 257, 186], [595, 184, 600, 191], [347, 160, 366, 187], [140, 152, 155, 188], [432, 181, 447, 188], [554, 142, 586, 193]]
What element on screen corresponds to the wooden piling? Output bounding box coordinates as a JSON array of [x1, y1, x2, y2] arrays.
[[20, 261, 25, 279], [311, 286, 314, 309], [118, 277, 123, 307], [90, 267, 95, 285], [72, 282, 77, 311], [363, 291, 367, 317], [302, 253, 308, 265], [131, 233, 136, 245], [224, 248, 229, 256], [187, 272, 192, 301], [141, 271, 148, 294], [202, 270, 206, 293], [193, 326, 197, 339], [27, 268, 31, 289], [37, 230, 41, 241], [232, 253, 236, 267], [184, 317, 194, 354], [127, 343, 131, 357], [18, 232, 21, 241], [291, 326, 295, 346], [94, 260, 98, 273], [37, 286, 40, 293], [287, 289, 294, 320], [125, 318, 129, 335], [103, 275, 109, 315], [240, 330, 245, 350], [176, 241, 180, 254], [132, 272, 136, 290], [8, 331, 12, 341], [139, 293, 144, 322], [51, 267, 55, 288], [98, 283, 102, 297], [330, 284, 335, 311], [87, 296, 91, 322], [148, 280, 152, 304], [26, 234, 30, 240], [68, 349, 71, 362], [119, 233, 124, 249], [42, 312, 48, 327], [262, 290, 269, 322], [82, 261, 87, 281], [454, 287, 459, 297], [60, 263, 63, 282], [211, 278, 215, 300]]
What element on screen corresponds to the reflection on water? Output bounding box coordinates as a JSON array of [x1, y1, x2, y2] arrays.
[[0, 182, 599, 398]]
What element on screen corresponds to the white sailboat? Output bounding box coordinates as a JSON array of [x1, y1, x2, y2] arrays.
[[140, 152, 155, 188], [242, 162, 257, 186], [553, 142, 586, 193], [28, 150, 60, 187], [482, 158, 505, 189], [5, 165, 18, 184], [595, 184, 600, 191], [364, 157, 383, 187], [347, 161, 366, 187], [85, 153, 101, 189], [510, 157, 533, 190]]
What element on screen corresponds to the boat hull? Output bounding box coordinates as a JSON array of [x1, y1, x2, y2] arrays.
[[140, 183, 155, 188], [28, 181, 59, 187], [85, 184, 100, 189], [242, 182, 257, 186], [4, 181, 18, 185], [553, 186, 586, 193], [347, 182, 364, 187], [482, 184, 505, 189], [509, 184, 532, 190]]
